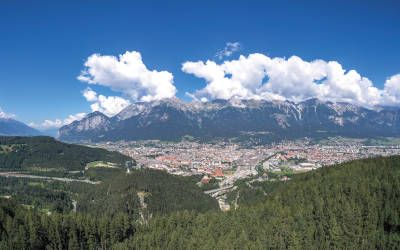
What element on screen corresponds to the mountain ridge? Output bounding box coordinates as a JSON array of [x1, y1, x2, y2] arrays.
[[58, 98, 400, 142]]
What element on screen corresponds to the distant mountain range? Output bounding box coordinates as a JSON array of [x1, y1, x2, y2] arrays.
[[0, 117, 41, 136], [58, 98, 400, 143]]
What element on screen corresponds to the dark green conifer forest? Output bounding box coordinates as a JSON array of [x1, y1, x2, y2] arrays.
[[0, 155, 399, 249]]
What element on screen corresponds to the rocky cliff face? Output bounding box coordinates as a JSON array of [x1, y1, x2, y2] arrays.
[[58, 111, 112, 141]]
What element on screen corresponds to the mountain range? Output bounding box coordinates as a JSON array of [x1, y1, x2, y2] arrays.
[[0, 117, 41, 136], [58, 98, 400, 143]]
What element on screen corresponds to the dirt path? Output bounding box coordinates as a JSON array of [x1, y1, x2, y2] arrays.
[[137, 191, 151, 224]]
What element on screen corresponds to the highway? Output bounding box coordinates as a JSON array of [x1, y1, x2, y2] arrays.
[[0, 172, 100, 184], [204, 185, 235, 195]]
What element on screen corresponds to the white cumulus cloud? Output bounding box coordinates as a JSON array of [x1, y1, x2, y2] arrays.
[[29, 112, 87, 130], [182, 53, 400, 108], [78, 51, 177, 102], [0, 107, 16, 119], [63, 113, 88, 125], [382, 74, 400, 105], [82, 88, 130, 117], [215, 42, 241, 60], [82, 87, 98, 102]]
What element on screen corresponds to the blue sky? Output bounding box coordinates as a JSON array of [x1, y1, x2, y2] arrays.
[[0, 0, 399, 129]]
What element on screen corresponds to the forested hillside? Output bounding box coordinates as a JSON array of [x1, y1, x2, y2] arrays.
[[1, 155, 399, 249], [0, 168, 219, 216], [0, 136, 218, 224], [0, 136, 129, 170], [78, 168, 218, 216]]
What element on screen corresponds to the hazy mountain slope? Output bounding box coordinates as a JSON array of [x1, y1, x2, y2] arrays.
[[0, 118, 41, 136]]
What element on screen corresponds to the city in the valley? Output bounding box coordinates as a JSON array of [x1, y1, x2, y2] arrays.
[[94, 137, 400, 210]]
